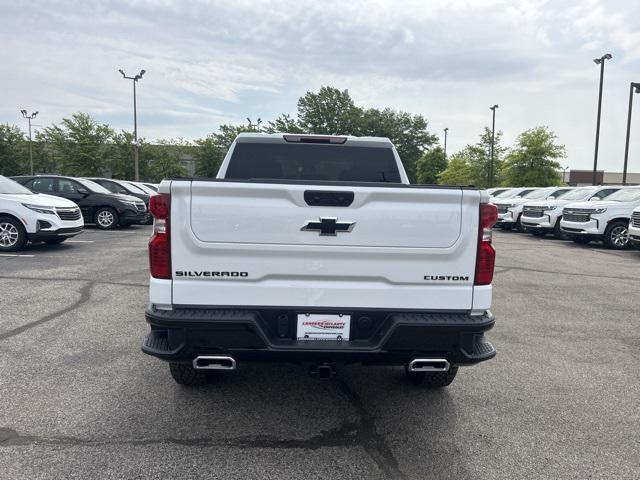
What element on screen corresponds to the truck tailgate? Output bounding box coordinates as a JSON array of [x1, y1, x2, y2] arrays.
[[170, 181, 481, 310]]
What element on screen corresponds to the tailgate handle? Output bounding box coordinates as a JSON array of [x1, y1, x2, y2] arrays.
[[304, 190, 354, 207]]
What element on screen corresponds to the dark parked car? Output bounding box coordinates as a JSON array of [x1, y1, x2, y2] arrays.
[[12, 175, 148, 230], [86, 178, 152, 224]]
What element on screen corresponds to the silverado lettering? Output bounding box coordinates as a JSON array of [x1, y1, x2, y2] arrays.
[[175, 271, 248, 277]]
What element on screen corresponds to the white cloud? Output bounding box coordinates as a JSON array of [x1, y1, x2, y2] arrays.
[[1, 0, 639, 171]]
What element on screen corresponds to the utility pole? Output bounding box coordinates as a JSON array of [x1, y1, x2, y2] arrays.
[[622, 82, 640, 185], [118, 69, 146, 181], [20, 110, 39, 175], [489, 105, 499, 187], [591, 53, 612, 185], [443, 127, 449, 159]]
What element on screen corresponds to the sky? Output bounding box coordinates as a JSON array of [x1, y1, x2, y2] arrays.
[[2, 0, 640, 172]]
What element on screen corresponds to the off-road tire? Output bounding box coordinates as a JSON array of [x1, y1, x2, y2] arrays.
[[406, 366, 459, 388]]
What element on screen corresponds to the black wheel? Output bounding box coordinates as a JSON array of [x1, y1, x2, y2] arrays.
[[94, 207, 119, 230], [44, 237, 67, 245], [603, 220, 630, 250], [169, 362, 212, 386], [0, 216, 28, 252], [571, 237, 591, 245], [406, 366, 458, 388]]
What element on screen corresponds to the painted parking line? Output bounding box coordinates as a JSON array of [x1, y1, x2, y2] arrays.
[[0, 254, 35, 257], [65, 240, 95, 243]]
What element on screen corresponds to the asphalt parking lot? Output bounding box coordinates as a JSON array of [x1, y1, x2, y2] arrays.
[[1, 227, 639, 480]]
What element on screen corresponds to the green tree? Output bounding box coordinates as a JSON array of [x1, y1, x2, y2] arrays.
[[194, 134, 225, 177], [297, 86, 362, 135], [195, 119, 264, 177], [501, 127, 565, 187], [416, 146, 448, 184], [31, 131, 59, 174], [465, 127, 507, 188], [39, 113, 114, 176], [109, 130, 152, 180], [265, 114, 304, 134], [0, 123, 28, 176], [438, 151, 473, 185], [359, 108, 437, 182], [147, 139, 189, 182], [194, 87, 438, 181]]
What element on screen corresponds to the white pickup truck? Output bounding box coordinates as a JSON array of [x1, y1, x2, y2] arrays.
[[142, 133, 498, 388]]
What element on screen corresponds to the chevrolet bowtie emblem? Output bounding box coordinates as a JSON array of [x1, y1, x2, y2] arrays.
[[301, 217, 356, 236]]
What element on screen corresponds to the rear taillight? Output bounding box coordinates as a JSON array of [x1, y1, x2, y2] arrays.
[[149, 193, 171, 279], [474, 203, 498, 285]]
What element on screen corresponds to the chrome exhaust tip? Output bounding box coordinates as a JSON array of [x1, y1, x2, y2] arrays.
[[193, 356, 237, 370], [408, 358, 450, 372]]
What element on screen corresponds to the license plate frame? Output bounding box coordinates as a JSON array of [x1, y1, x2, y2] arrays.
[[296, 314, 351, 341]]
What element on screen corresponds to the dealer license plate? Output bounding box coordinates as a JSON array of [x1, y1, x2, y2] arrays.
[[296, 314, 351, 341]]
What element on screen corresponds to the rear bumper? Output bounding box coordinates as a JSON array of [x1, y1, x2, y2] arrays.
[[142, 306, 496, 366]]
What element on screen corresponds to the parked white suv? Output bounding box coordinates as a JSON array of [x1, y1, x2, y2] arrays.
[[521, 186, 621, 238], [494, 186, 573, 231], [560, 187, 640, 249], [0, 175, 84, 252], [489, 187, 530, 204], [630, 206, 640, 247]]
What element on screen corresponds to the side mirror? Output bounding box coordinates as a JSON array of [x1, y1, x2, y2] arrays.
[[588, 196, 600, 202], [77, 188, 89, 195], [548, 196, 555, 200]]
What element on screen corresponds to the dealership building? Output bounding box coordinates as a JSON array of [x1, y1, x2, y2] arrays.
[[562, 170, 640, 186]]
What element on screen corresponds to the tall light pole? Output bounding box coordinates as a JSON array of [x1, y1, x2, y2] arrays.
[[591, 53, 612, 185], [20, 110, 39, 175], [622, 82, 640, 186], [443, 127, 449, 159], [118, 68, 146, 181], [489, 104, 499, 187]]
